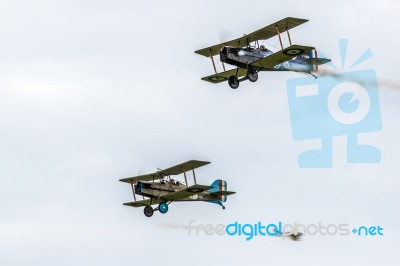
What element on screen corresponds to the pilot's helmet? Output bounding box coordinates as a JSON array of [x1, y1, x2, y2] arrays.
[[260, 45, 266, 51]]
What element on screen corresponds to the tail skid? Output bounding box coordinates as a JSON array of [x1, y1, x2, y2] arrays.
[[217, 200, 226, 210], [207, 179, 235, 209]]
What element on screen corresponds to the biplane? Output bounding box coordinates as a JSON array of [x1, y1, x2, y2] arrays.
[[119, 160, 235, 217], [195, 17, 331, 89]]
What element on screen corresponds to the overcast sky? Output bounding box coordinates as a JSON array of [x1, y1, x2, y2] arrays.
[[1, 0, 400, 265]]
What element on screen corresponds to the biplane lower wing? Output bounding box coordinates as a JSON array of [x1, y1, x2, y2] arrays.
[[251, 44, 314, 70], [123, 184, 214, 207], [201, 68, 247, 84], [123, 199, 161, 208], [163, 184, 213, 201]]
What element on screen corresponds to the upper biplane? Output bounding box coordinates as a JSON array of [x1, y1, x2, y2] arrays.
[[119, 160, 235, 217], [195, 17, 331, 89]]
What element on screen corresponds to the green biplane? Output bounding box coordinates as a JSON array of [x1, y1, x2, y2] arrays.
[[119, 160, 235, 217], [195, 17, 331, 89]]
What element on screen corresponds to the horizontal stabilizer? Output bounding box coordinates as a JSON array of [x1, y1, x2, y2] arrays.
[[201, 68, 247, 84], [210, 191, 236, 196], [302, 58, 331, 65]]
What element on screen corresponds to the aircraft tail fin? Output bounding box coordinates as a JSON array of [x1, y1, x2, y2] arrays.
[[306, 49, 331, 71], [208, 179, 235, 202]]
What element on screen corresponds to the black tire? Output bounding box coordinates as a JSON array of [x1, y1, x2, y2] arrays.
[[144, 205, 154, 217], [228, 75, 239, 89], [158, 202, 169, 214], [247, 71, 258, 82]]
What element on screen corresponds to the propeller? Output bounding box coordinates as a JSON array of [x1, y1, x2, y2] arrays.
[[131, 166, 145, 201]]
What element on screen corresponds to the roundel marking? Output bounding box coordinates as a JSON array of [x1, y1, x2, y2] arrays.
[[283, 48, 304, 56], [209, 76, 228, 82], [186, 188, 205, 193]]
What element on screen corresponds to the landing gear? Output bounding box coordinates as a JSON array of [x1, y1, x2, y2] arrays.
[[247, 71, 258, 82], [228, 75, 239, 89], [158, 202, 169, 214], [144, 205, 154, 217]]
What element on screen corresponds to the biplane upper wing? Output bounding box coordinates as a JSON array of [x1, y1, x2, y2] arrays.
[[162, 184, 214, 201], [251, 44, 314, 69], [201, 68, 247, 84], [195, 17, 308, 57], [119, 172, 164, 184], [119, 160, 210, 184], [160, 160, 210, 176]]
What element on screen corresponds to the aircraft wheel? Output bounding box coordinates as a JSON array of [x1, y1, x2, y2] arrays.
[[158, 202, 169, 214], [247, 71, 258, 82], [144, 205, 154, 217], [228, 75, 239, 89]]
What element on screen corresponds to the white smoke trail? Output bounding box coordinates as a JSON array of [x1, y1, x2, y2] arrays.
[[317, 69, 400, 91]]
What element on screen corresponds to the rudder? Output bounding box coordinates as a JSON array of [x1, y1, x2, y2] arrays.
[[209, 179, 228, 202]]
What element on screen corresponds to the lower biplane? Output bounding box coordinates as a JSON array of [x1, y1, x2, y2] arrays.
[[119, 160, 235, 217], [195, 17, 331, 89]]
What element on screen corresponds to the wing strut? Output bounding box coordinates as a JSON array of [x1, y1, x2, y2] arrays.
[[192, 169, 197, 185], [275, 26, 284, 50], [286, 27, 292, 45], [184, 171, 188, 187], [209, 49, 217, 74], [130, 180, 136, 201]]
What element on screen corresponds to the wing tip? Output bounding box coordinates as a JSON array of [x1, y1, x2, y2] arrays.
[[284, 16, 309, 22], [194, 49, 212, 57], [184, 159, 211, 167]]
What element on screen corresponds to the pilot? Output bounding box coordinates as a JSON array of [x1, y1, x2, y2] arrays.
[[260, 45, 267, 51], [170, 178, 179, 186]]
